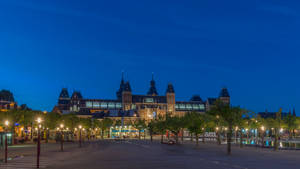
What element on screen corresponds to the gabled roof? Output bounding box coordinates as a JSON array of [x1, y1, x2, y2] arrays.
[[59, 88, 69, 98]]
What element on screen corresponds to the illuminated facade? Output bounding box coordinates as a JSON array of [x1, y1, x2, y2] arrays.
[[52, 75, 230, 122]]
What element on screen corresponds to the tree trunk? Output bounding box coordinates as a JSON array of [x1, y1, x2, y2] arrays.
[[190, 133, 193, 142], [138, 130, 141, 140], [196, 134, 199, 146], [235, 130, 238, 143], [274, 128, 279, 151], [160, 134, 163, 143], [261, 131, 265, 148], [202, 133, 205, 143], [227, 125, 232, 155], [181, 129, 184, 143], [175, 133, 179, 144], [101, 129, 104, 139], [150, 131, 153, 142], [217, 131, 221, 145], [239, 130, 243, 148]]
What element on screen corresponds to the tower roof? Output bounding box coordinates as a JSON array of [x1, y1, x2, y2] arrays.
[[293, 108, 296, 116], [166, 83, 175, 93], [71, 91, 83, 99], [59, 88, 69, 98], [116, 72, 126, 99], [147, 73, 158, 96], [124, 81, 132, 92], [0, 90, 14, 102], [219, 88, 230, 97]]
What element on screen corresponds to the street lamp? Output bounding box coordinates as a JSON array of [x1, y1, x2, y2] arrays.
[[36, 117, 42, 168], [4, 120, 9, 163], [60, 124, 64, 152], [79, 125, 82, 148]]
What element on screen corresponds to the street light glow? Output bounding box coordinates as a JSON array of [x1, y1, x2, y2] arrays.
[[79, 125, 82, 129], [4, 120, 9, 126], [36, 117, 42, 124], [60, 124, 64, 129]]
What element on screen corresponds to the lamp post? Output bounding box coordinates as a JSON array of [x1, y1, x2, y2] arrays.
[[4, 120, 9, 163], [78, 125, 82, 148], [60, 124, 64, 152], [36, 117, 42, 168]]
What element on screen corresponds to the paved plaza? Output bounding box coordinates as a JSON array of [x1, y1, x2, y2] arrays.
[[1, 140, 300, 169]]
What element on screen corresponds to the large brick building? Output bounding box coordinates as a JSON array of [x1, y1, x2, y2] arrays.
[[52, 75, 230, 122]]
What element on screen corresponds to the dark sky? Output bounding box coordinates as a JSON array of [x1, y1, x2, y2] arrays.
[[0, 0, 299, 114]]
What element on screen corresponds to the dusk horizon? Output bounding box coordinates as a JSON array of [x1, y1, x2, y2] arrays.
[[1, 0, 300, 114]]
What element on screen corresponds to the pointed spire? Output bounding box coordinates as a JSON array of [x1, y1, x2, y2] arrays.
[[152, 72, 154, 81], [117, 72, 126, 99], [293, 108, 296, 117], [147, 73, 158, 96], [121, 71, 124, 83], [289, 109, 292, 116]]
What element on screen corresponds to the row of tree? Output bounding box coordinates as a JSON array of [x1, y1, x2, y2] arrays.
[[146, 100, 300, 155]]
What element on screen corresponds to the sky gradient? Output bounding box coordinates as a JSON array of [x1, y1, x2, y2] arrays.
[[0, 0, 299, 114]]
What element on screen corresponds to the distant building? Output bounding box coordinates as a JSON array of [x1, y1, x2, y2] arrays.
[[0, 90, 31, 112], [52, 75, 230, 122], [258, 108, 297, 119], [0, 90, 17, 111]]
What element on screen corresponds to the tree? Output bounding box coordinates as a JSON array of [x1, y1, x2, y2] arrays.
[[153, 115, 167, 143], [133, 119, 146, 140], [147, 120, 155, 142], [283, 113, 297, 139], [166, 116, 185, 144], [209, 100, 246, 155], [185, 112, 206, 146], [99, 118, 113, 139]]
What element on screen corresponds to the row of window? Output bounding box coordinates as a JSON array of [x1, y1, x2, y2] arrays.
[[85, 101, 122, 109], [175, 104, 205, 110]]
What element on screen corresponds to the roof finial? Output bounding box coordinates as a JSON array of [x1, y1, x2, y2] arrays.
[[121, 70, 124, 81], [152, 72, 154, 81]]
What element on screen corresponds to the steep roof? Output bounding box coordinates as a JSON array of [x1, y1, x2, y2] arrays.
[[166, 83, 175, 93], [219, 88, 230, 97], [147, 74, 158, 96], [59, 88, 69, 98]]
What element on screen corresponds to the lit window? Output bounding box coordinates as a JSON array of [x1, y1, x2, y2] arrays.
[[100, 102, 107, 108], [86, 101, 93, 108], [108, 102, 115, 109], [93, 102, 100, 108]]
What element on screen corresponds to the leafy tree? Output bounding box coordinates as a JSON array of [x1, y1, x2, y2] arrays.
[[147, 120, 155, 142], [133, 119, 146, 140], [185, 112, 206, 146], [153, 115, 167, 143], [209, 100, 246, 155], [166, 115, 185, 144], [283, 113, 297, 138], [99, 118, 113, 139]]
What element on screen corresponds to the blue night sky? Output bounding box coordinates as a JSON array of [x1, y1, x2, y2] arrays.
[[0, 0, 299, 114]]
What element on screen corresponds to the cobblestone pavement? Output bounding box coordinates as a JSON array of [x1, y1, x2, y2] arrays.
[[1, 140, 300, 169]]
